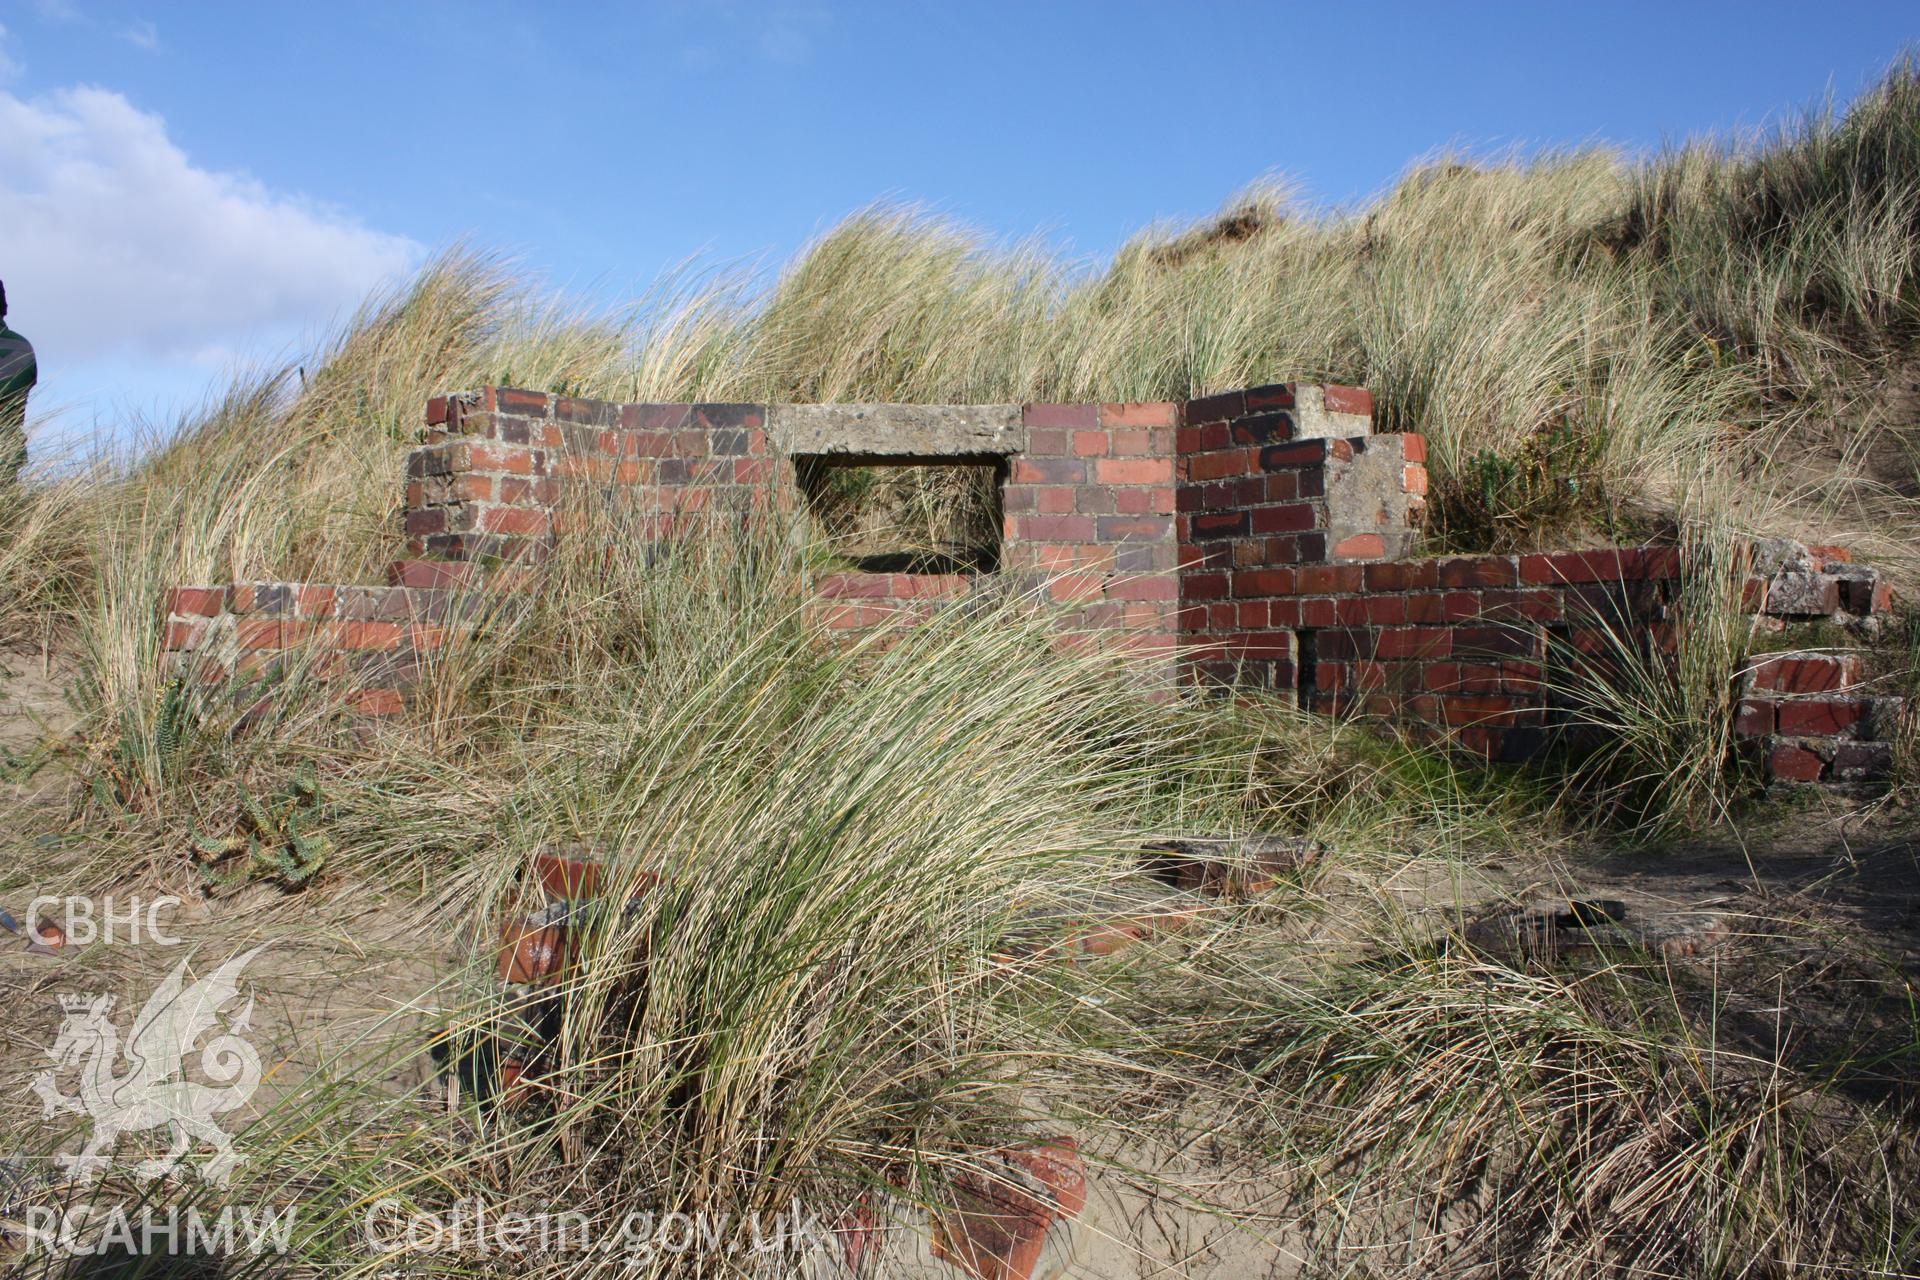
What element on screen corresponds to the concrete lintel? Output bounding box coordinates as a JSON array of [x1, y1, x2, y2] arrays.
[[769, 404, 1026, 459]]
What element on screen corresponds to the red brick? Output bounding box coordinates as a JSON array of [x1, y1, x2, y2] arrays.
[[1187, 450, 1251, 482], [818, 573, 895, 599], [1375, 627, 1450, 659], [1295, 563, 1363, 594], [165, 620, 207, 651], [1048, 573, 1107, 603], [1443, 694, 1523, 727], [1397, 433, 1428, 463], [480, 507, 551, 536], [1480, 589, 1564, 623], [234, 619, 283, 650], [496, 388, 549, 416], [1114, 486, 1167, 515], [1332, 533, 1387, 560], [293, 586, 336, 619], [1096, 457, 1174, 485], [404, 508, 447, 536], [1775, 699, 1869, 736], [1438, 556, 1517, 588], [1518, 549, 1649, 586], [893, 574, 972, 600], [1101, 401, 1179, 427], [1734, 698, 1775, 737], [1748, 652, 1862, 694], [819, 602, 897, 631], [1403, 592, 1445, 623], [338, 621, 405, 651], [468, 441, 541, 475], [1300, 597, 1337, 627], [1109, 575, 1178, 602], [1323, 385, 1373, 417], [352, 687, 407, 717], [1258, 440, 1329, 471], [1013, 457, 1086, 485], [167, 587, 227, 617], [1402, 466, 1428, 496], [1767, 744, 1827, 783], [1182, 572, 1229, 601], [1183, 390, 1246, 424], [1355, 594, 1409, 625], [1252, 503, 1317, 534], [1017, 515, 1098, 541], [1072, 430, 1109, 457], [626, 430, 675, 458], [1232, 568, 1296, 598], [1024, 403, 1098, 429]]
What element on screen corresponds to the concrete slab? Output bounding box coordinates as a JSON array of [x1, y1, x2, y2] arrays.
[[769, 403, 1025, 459]]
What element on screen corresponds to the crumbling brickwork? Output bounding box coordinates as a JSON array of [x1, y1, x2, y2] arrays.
[[161, 383, 1906, 786]]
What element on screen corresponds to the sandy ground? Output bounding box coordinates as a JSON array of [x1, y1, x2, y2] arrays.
[[2, 645, 1917, 1277]]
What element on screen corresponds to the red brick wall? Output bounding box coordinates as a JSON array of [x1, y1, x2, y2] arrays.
[[160, 579, 501, 718], [408, 389, 772, 562], [1001, 402, 1182, 664], [157, 383, 1903, 784]]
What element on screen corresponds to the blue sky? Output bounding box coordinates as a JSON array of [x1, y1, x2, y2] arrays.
[[1, 1, 1915, 444]]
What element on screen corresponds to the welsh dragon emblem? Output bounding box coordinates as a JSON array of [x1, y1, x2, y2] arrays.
[[31, 947, 264, 1186]]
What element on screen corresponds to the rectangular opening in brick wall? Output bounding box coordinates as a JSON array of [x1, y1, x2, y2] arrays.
[[796, 455, 1005, 573]]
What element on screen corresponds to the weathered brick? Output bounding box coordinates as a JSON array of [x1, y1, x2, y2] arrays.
[[165, 620, 207, 651], [1439, 556, 1518, 589], [1024, 403, 1098, 429], [1322, 385, 1373, 416], [1734, 698, 1776, 737], [167, 587, 227, 617], [1767, 743, 1827, 783], [1230, 412, 1295, 444], [1832, 740, 1894, 781], [1776, 698, 1868, 736], [1748, 652, 1862, 694]]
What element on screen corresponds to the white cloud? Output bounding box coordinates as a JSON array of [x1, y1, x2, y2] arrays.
[[119, 19, 158, 50], [0, 24, 21, 81], [0, 86, 421, 381]]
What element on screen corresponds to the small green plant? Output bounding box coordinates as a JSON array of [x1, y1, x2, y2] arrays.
[[1431, 416, 1609, 552], [191, 760, 334, 887]]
